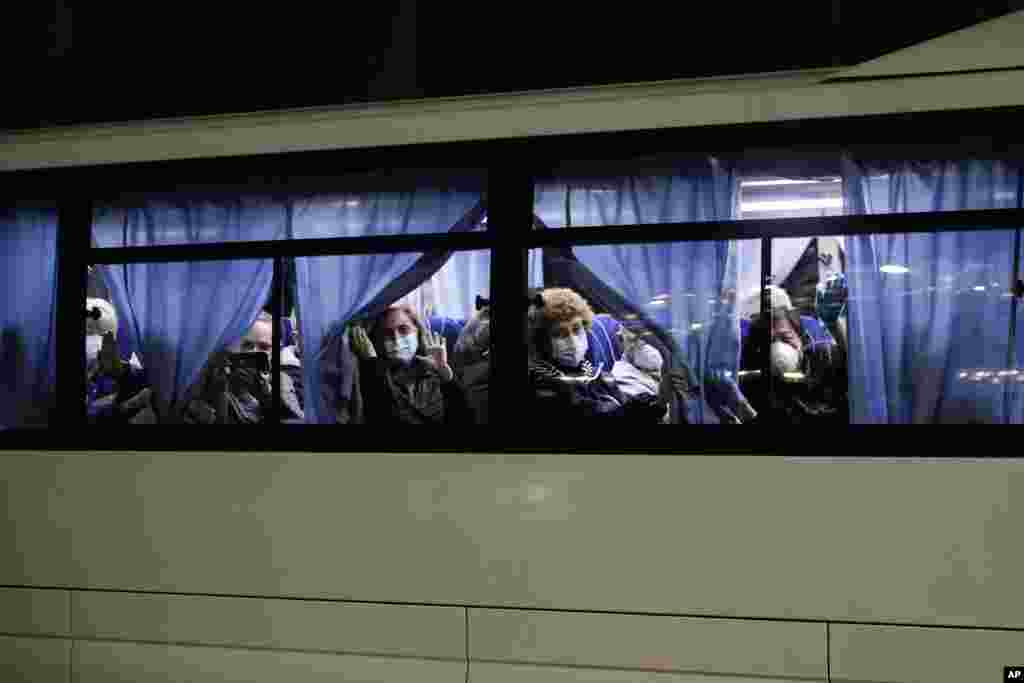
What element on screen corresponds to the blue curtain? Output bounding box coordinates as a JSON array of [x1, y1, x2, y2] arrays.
[[90, 185, 481, 245], [95, 200, 277, 420], [0, 206, 59, 429], [534, 165, 736, 228], [534, 159, 739, 423], [842, 157, 1024, 423], [92, 197, 290, 246], [289, 187, 484, 239], [290, 190, 482, 424]]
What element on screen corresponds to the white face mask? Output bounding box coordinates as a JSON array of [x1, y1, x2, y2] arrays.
[[383, 332, 418, 364], [85, 334, 103, 368], [770, 340, 802, 378], [551, 329, 589, 368]]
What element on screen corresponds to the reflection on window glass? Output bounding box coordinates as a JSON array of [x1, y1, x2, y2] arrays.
[[526, 243, 754, 425], [298, 250, 490, 425], [86, 259, 275, 424], [1, 205, 58, 429]]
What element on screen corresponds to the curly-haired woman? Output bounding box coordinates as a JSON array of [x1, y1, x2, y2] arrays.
[[527, 288, 669, 423]]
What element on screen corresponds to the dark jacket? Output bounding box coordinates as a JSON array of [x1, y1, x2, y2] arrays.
[[359, 357, 472, 425], [459, 356, 490, 425], [527, 358, 667, 424], [739, 315, 849, 425]]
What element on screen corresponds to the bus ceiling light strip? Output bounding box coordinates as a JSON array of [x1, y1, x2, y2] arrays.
[[880, 264, 910, 274], [740, 178, 842, 187], [740, 198, 844, 212]]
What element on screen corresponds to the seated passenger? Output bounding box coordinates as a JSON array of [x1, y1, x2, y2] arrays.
[[527, 288, 668, 423], [451, 297, 491, 425], [738, 285, 848, 424], [180, 311, 304, 424], [85, 298, 149, 424], [349, 304, 471, 425]]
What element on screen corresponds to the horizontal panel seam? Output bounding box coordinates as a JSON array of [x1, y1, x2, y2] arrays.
[[6, 632, 465, 662], [6, 585, 1024, 631], [468, 657, 825, 681], [0, 633, 73, 641]]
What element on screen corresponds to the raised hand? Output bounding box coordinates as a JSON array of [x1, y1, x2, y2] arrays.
[[349, 324, 377, 360], [417, 328, 453, 382]]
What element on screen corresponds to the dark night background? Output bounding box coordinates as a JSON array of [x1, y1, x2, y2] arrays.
[[2, 1, 1022, 130]]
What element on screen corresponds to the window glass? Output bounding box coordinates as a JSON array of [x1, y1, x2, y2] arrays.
[[738, 237, 849, 426], [842, 227, 1020, 424], [535, 156, 1021, 230], [1, 205, 58, 429], [524, 227, 1023, 426], [534, 162, 844, 230], [533, 159, 736, 228], [297, 250, 490, 425], [845, 159, 1021, 214], [741, 228, 1022, 425], [526, 241, 756, 425], [87, 258, 274, 424], [738, 175, 843, 220], [92, 171, 486, 247]]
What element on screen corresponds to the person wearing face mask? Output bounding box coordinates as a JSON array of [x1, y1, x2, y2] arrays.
[[738, 285, 848, 424], [527, 288, 669, 424], [349, 303, 471, 425]]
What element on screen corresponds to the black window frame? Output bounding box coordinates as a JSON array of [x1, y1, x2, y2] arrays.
[[3, 105, 1024, 453]]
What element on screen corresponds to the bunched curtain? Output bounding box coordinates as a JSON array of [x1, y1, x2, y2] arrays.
[[94, 199, 280, 419], [291, 192, 484, 423]]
